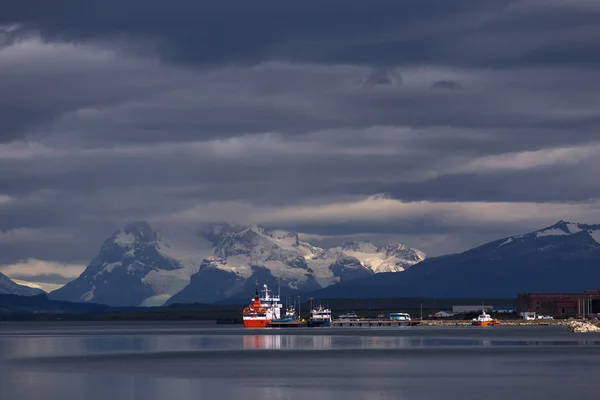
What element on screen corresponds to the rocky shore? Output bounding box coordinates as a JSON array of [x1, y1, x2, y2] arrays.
[[419, 318, 600, 331], [567, 320, 600, 333]]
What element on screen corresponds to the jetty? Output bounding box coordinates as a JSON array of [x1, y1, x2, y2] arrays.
[[268, 320, 307, 328], [332, 319, 421, 327]]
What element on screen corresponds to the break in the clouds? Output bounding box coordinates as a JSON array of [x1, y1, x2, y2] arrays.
[[1, 1, 600, 287]]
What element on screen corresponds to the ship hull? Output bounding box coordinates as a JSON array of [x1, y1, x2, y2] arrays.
[[308, 320, 331, 327], [271, 317, 295, 323], [472, 320, 499, 326], [243, 318, 270, 328]]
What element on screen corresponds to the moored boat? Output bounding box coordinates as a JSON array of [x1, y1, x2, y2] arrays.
[[309, 305, 332, 327], [472, 310, 500, 326], [338, 312, 359, 320], [271, 304, 297, 323], [242, 283, 282, 328]]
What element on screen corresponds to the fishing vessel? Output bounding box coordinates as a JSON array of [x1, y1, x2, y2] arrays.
[[271, 303, 297, 323], [309, 304, 332, 327], [242, 283, 282, 328], [472, 310, 500, 326]]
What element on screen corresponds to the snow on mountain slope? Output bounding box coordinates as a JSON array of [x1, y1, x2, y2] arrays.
[[532, 221, 595, 238], [50, 222, 427, 307], [312, 220, 600, 299], [590, 229, 600, 244], [167, 225, 425, 304], [0, 272, 46, 296], [327, 241, 426, 273], [50, 221, 183, 307]]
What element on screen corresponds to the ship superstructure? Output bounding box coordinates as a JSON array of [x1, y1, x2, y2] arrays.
[[242, 283, 282, 328], [309, 304, 332, 327]]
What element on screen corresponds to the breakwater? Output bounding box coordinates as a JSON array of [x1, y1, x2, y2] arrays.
[[419, 318, 600, 328]]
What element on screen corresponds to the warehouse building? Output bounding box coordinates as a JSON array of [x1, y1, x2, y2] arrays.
[[516, 290, 600, 317]]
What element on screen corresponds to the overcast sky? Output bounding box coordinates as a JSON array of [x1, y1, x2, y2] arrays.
[[1, 0, 600, 291]]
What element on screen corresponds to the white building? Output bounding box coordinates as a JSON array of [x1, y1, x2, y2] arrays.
[[452, 305, 493, 314], [433, 311, 454, 318]]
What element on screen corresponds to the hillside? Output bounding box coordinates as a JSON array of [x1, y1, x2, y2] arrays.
[[0, 272, 45, 296], [310, 221, 600, 299]]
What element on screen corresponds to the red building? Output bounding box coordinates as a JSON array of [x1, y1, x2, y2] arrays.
[[517, 290, 600, 317]]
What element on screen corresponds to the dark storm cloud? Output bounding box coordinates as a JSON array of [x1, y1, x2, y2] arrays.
[[1, 0, 600, 271], [326, 166, 600, 204], [0, 41, 190, 143], [431, 80, 463, 90], [0, 0, 501, 66], [3, 0, 599, 69], [2, 0, 600, 145], [3, 59, 600, 147]]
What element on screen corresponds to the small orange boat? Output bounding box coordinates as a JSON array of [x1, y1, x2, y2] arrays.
[[472, 310, 500, 326]]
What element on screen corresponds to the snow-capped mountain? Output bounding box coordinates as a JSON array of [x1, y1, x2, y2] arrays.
[[312, 220, 600, 299], [330, 241, 426, 273], [50, 222, 426, 307], [0, 272, 45, 296], [514, 220, 600, 244], [50, 222, 184, 307]]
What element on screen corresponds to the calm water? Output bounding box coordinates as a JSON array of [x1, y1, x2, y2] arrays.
[[1, 322, 599, 400]]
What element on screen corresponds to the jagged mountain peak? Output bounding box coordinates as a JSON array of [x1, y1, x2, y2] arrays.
[[50, 221, 182, 307], [123, 220, 155, 237], [490, 220, 600, 252], [523, 220, 600, 243], [99, 221, 159, 254], [0, 272, 45, 296], [536, 220, 587, 236], [51, 221, 427, 307], [258, 226, 300, 243], [338, 240, 378, 253], [379, 243, 427, 261], [331, 240, 426, 273]]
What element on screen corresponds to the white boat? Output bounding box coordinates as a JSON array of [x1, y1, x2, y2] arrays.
[[472, 310, 500, 326], [309, 305, 332, 327], [338, 312, 359, 320]]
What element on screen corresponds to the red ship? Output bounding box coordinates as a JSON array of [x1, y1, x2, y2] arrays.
[[242, 283, 281, 328]]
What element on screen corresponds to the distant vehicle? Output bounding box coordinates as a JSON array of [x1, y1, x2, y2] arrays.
[[389, 312, 411, 321], [536, 315, 553, 320]]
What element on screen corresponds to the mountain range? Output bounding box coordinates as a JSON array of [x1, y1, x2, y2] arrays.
[[49, 222, 426, 307], [6, 220, 599, 306], [310, 221, 600, 299], [0, 272, 45, 296]]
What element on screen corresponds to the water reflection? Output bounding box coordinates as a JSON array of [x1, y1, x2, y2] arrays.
[[242, 335, 333, 350], [243, 335, 282, 349], [2, 323, 600, 400]]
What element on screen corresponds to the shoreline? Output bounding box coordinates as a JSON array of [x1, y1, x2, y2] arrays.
[[419, 318, 600, 327]]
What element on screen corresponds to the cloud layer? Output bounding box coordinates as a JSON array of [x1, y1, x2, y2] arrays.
[[1, 1, 599, 286]]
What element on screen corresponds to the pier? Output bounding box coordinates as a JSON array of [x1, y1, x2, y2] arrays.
[[332, 319, 421, 327], [268, 321, 307, 328]]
